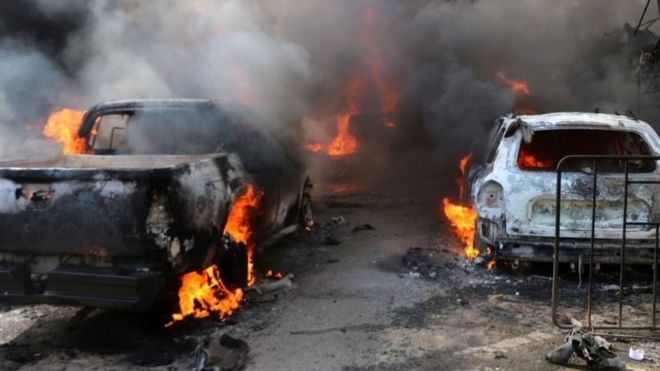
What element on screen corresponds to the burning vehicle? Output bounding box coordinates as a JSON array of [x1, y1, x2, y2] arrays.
[[0, 99, 313, 311], [469, 112, 660, 264]]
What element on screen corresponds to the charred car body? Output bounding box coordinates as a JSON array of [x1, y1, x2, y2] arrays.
[[0, 99, 312, 310], [470, 112, 660, 264]]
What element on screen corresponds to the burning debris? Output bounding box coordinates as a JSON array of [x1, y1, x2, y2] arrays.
[[264, 270, 284, 279], [222, 184, 263, 287], [169, 184, 263, 325], [169, 266, 244, 324]]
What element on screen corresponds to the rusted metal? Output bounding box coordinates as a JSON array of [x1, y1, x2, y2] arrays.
[[552, 155, 660, 332]]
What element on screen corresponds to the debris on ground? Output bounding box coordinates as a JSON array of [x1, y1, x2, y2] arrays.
[[127, 337, 197, 367], [402, 246, 460, 280], [545, 319, 625, 369], [352, 223, 375, 232], [250, 274, 294, 295], [326, 201, 364, 208], [193, 334, 249, 371], [629, 347, 645, 361], [325, 236, 343, 245], [329, 216, 349, 226], [0, 343, 43, 365]]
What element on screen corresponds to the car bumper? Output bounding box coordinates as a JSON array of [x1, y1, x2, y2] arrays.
[[495, 237, 659, 264], [0, 264, 166, 311]]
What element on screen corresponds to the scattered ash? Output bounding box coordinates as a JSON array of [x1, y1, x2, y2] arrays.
[[126, 337, 196, 367], [397, 246, 660, 332], [402, 246, 462, 280], [0, 343, 44, 366]]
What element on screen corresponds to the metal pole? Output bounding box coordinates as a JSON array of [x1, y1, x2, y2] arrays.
[[552, 165, 563, 326], [588, 160, 598, 329], [636, 0, 652, 35], [653, 226, 659, 328], [619, 161, 629, 327]]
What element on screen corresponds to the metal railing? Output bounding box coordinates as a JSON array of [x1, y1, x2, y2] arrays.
[[551, 155, 660, 331]]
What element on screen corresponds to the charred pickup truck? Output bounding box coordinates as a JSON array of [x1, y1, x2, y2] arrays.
[[470, 112, 660, 265], [0, 99, 312, 310]]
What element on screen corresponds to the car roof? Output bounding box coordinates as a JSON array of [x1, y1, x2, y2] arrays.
[[504, 112, 654, 132], [79, 99, 217, 137]]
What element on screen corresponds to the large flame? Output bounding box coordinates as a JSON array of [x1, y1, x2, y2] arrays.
[[327, 76, 364, 156], [42, 108, 88, 155], [169, 184, 262, 325], [169, 265, 243, 324], [307, 6, 398, 157], [223, 184, 263, 286], [443, 198, 479, 260], [443, 153, 479, 260]]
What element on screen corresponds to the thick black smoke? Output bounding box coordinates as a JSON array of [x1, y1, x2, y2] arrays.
[[0, 0, 655, 183]]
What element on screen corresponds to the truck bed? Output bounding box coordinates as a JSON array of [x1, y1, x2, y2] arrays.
[[0, 154, 226, 181], [0, 154, 219, 170]]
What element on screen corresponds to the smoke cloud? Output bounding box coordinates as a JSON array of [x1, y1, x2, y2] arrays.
[[0, 0, 655, 184]]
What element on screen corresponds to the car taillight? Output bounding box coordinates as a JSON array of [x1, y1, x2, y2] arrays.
[[477, 181, 504, 210]]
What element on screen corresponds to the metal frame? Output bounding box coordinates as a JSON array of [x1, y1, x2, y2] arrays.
[[551, 155, 660, 331]]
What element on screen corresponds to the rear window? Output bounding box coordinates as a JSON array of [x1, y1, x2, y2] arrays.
[[516, 129, 656, 172]]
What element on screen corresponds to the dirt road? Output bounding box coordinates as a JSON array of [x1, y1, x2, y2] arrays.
[[0, 184, 658, 370]]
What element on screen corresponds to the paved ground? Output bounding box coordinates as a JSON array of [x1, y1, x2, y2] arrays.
[[0, 181, 659, 370]]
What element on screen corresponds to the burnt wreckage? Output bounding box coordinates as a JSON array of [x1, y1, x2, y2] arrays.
[[470, 112, 660, 265], [0, 99, 312, 310]]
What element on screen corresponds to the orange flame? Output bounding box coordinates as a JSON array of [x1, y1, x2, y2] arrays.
[[168, 184, 262, 326], [496, 71, 538, 115], [168, 265, 243, 325], [443, 153, 479, 260], [223, 184, 263, 287], [517, 153, 553, 169], [42, 108, 88, 154], [443, 198, 479, 260], [496, 71, 530, 96], [459, 153, 473, 174], [307, 7, 398, 156], [264, 270, 284, 279], [457, 152, 473, 201], [327, 76, 364, 156], [306, 143, 325, 153]]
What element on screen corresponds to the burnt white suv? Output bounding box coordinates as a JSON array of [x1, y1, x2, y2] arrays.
[[469, 112, 660, 264]]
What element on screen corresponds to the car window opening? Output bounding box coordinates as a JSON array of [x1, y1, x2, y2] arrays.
[[517, 129, 656, 172]]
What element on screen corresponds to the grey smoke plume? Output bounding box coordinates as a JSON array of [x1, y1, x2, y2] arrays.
[[0, 0, 655, 177]]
